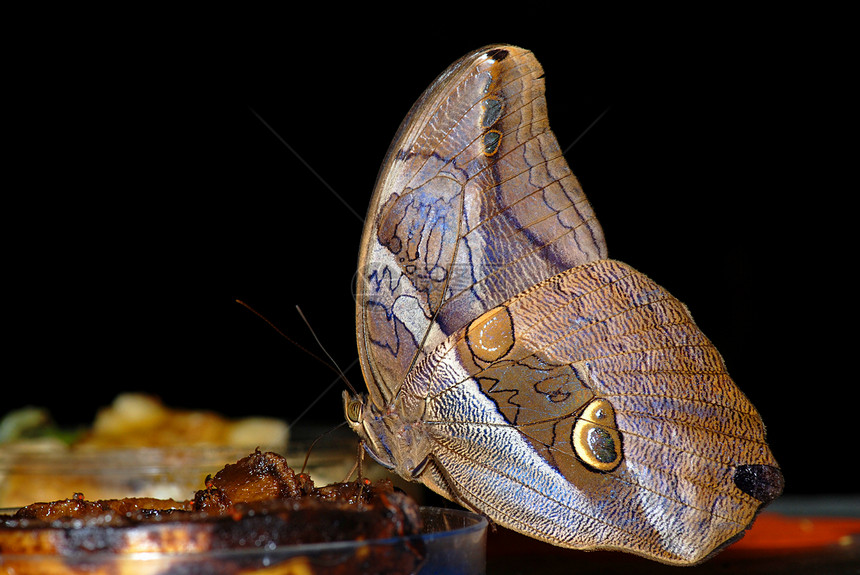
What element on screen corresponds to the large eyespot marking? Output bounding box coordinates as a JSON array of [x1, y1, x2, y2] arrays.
[[572, 398, 623, 472]]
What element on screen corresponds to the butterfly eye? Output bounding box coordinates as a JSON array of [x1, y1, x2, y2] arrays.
[[346, 399, 362, 424]]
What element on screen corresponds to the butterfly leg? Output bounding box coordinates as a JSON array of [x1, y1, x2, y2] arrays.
[[343, 441, 366, 482]]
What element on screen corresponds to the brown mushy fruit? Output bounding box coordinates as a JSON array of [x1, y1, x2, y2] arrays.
[[0, 451, 425, 575]]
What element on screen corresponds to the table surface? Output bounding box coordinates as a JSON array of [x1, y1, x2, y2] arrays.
[[484, 495, 860, 575]]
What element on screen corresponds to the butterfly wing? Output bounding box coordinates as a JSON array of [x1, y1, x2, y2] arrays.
[[356, 45, 607, 410], [405, 258, 781, 564], [352, 44, 782, 565]]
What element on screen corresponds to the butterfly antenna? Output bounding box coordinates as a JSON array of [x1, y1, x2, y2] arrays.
[[300, 420, 348, 475], [235, 299, 344, 381], [294, 305, 359, 396]]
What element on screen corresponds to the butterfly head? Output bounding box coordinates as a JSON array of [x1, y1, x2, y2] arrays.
[[342, 390, 396, 470]]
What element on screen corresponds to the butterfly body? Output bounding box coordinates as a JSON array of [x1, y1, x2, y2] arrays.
[[345, 44, 782, 565]]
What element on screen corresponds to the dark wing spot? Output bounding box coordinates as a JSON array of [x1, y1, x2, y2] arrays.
[[482, 98, 503, 128], [484, 48, 509, 61], [483, 130, 502, 156], [733, 464, 784, 504], [587, 428, 617, 464]]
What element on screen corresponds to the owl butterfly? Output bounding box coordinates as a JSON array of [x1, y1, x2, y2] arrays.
[[344, 44, 782, 565]]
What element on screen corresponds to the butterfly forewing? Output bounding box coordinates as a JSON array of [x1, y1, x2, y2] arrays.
[[357, 45, 606, 409]]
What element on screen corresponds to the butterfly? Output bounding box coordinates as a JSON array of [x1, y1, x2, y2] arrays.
[[343, 44, 782, 565]]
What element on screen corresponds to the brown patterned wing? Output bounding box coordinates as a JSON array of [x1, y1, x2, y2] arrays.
[[356, 45, 607, 409], [413, 258, 782, 564]]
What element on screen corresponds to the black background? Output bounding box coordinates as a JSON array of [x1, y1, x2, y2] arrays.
[[5, 13, 852, 497]]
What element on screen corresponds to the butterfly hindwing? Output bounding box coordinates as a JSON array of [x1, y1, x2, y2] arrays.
[[404, 258, 778, 563]]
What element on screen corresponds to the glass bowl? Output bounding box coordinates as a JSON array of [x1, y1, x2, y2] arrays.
[[0, 426, 355, 508], [0, 506, 487, 575], [0, 444, 290, 507]]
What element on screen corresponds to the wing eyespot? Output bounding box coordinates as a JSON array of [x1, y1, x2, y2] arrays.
[[572, 398, 623, 472], [483, 129, 503, 156], [465, 306, 515, 365], [481, 96, 504, 128]]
